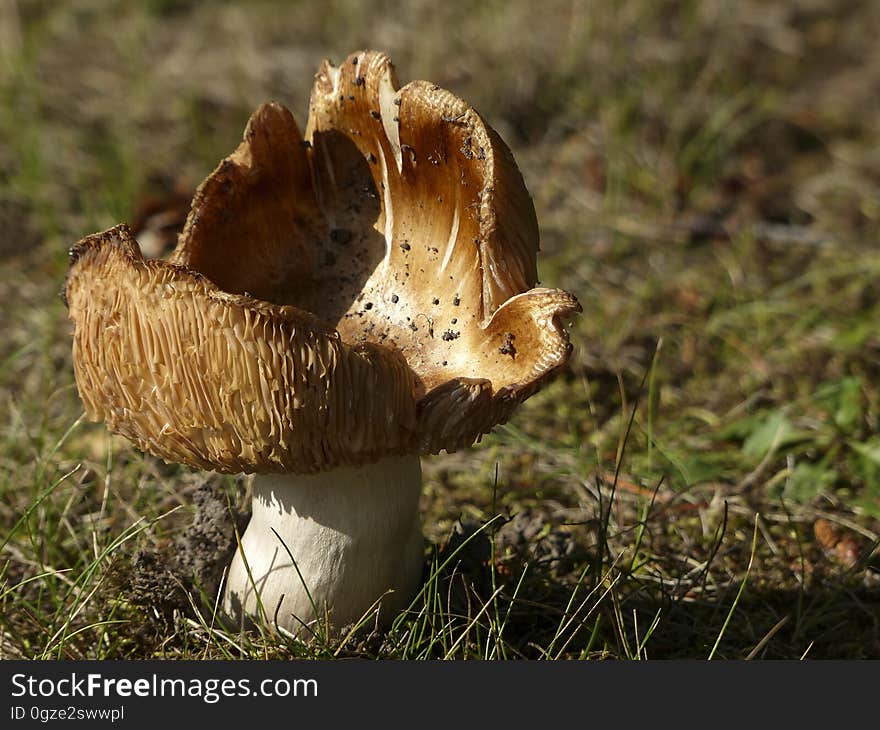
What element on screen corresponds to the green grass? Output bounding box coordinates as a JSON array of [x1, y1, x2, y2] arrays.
[[1, 0, 879, 659]]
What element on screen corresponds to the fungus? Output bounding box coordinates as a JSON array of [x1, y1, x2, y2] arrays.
[[64, 50, 580, 634]]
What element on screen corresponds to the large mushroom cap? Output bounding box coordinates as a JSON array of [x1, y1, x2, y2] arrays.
[[64, 50, 581, 474]]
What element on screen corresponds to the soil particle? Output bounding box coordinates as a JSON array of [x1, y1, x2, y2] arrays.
[[496, 510, 575, 567], [440, 509, 577, 580], [130, 483, 245, 616]]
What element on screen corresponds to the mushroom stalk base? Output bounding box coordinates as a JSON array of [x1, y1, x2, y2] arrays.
[[223, 455, 424, 634]]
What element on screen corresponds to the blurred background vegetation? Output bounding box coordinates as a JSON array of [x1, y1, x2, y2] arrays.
[[1, 0, 879, 658]]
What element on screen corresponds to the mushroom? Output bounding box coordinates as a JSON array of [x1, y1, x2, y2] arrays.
[[63, 50, 580, 634]]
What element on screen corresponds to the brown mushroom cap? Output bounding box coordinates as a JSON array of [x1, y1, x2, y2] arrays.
[[64, 50, 581, 474]]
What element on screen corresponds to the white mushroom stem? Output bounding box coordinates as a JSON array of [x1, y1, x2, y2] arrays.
[[223, 455, 424, 634]]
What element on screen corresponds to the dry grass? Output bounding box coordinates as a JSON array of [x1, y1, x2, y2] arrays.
[[1, 0, 879, 659]]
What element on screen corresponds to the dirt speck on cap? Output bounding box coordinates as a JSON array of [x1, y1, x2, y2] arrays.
[[500, 332, 516, 357], [330, 228, 352, 245]]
